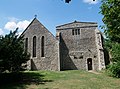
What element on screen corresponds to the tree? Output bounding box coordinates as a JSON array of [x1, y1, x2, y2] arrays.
[[100, 0, 120, 77], [100, 0, 120, 43], [0, 28, 30, 73]]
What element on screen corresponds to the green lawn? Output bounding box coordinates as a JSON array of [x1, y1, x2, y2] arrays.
[[0, 70, 120, 89]]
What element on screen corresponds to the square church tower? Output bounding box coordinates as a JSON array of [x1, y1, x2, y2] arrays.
[[56, 21, 105, 70]]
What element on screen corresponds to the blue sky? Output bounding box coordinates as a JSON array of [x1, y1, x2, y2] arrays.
[[0, 0, 104, 36]]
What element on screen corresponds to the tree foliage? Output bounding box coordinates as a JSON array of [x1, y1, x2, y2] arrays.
[[107, 62, 120, 78], [100, 0, 120, 77], [0, 28, 30, 73], [100, 0, 120, 43]]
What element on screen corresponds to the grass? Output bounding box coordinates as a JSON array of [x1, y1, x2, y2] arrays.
[[0, 70, 120, 89]]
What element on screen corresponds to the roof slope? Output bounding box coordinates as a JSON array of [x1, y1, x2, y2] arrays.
[[56, 21, 98, 30], [21, 17, 55, 37], [20, 17, 36, 36]]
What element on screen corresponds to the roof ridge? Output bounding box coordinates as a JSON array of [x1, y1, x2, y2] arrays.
[[56, 21, 97, 28], [20, 17, 36, 37], [20, 17, 56, 39]]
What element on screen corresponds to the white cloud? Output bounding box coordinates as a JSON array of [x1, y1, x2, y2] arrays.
[[4, 21, 17, 31], [4, 19, 31, 36], [17, 20, 30, 30], [0, 28, 4, 35], [83, 0, 98, 4], [4, 20, 31, 31]]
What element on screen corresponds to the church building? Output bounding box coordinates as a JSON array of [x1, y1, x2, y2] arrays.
[[21, 17, 105, 71]]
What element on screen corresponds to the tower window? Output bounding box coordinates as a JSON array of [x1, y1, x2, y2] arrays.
[[41, 36, 44, 57], [72, 29, 80, 35], [78, 29, 80, 35], [75, 29, 78, 35], [33, 36, 36, 57], [72, 29, 74, 35]]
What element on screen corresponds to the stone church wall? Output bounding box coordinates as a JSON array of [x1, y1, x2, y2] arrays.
[[56, 22, 103, 70], [22, 18, 60, 71], [22, 18, 105, 71]]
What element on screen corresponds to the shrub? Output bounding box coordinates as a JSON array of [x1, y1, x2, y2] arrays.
[[107, 62, 120, 78]]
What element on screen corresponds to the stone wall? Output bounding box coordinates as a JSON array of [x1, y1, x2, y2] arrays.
[[22, 19, 105, 71], [22, 18, 60, 71], [95, 29, 105, 70], [56, 21, 104, 70]]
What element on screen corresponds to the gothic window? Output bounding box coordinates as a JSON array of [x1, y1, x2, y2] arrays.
[[33, 36, 36, 57], [72, 29, 80, 35], [72, 29, 74, 35], [41, 36, 44, 57], [75, 29, 78, 35], [78, 29, 80, 35], [25, 38, 28, 52]]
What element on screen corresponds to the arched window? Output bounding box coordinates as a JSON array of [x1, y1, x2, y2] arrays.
[[75, 29, 77, 35], [33, 36, 36, 57], [25, 38, 28, 52], [78, 29, 80, 35], [41, 36, 44, 57], [72, 29, 74, 35]]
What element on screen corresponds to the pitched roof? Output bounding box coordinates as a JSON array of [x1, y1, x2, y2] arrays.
[[20, 17, 37, 36], [56, 20, 98, 30], [20, 17, 56, 38]]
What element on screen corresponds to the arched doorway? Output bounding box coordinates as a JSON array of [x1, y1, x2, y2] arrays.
[[87, 58, 92, 70]]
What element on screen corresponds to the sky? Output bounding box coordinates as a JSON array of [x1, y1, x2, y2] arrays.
[[0, 0, 104, 36]]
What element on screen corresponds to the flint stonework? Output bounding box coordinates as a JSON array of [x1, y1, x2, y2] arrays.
[[22, 18, 105, 71]]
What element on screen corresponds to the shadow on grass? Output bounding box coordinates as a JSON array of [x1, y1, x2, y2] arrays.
[[0, 72, 53, 89]]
